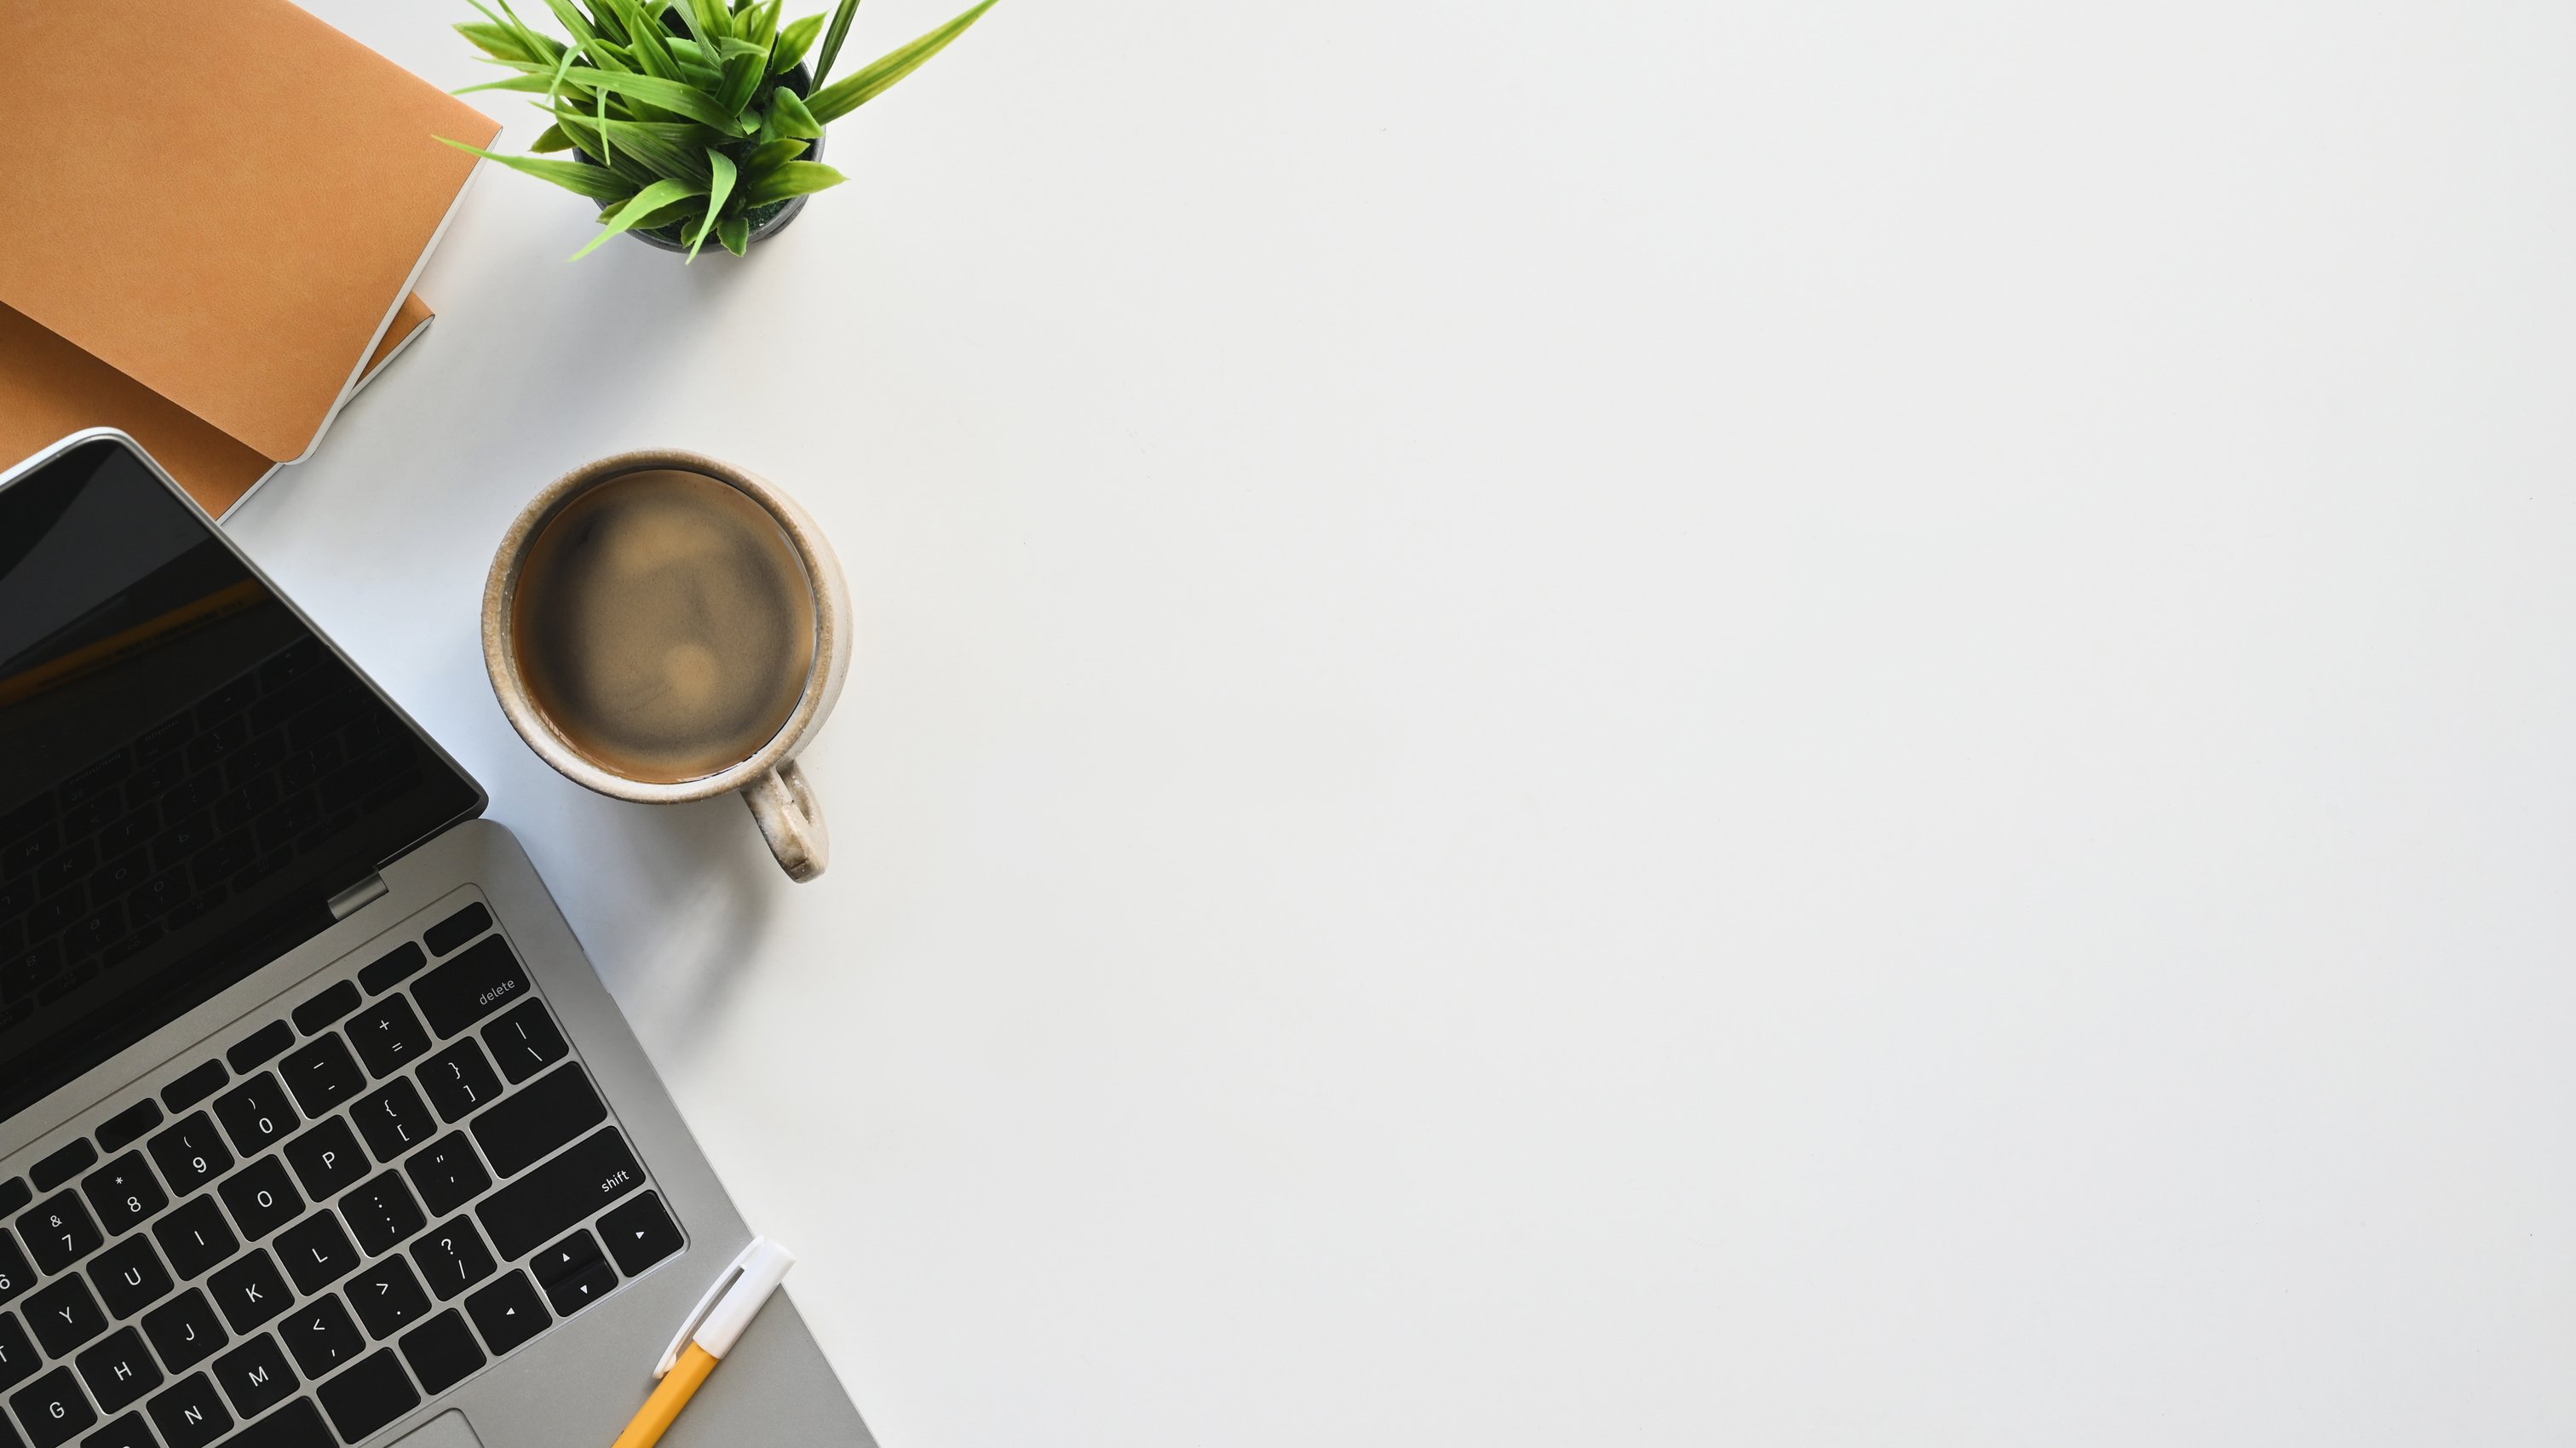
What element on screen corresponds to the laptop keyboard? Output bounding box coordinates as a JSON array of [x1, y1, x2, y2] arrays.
[[0, 899, 684, 1447], [0, 637, 428, 1028]]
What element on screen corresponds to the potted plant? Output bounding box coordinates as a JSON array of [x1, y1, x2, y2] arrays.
[[443, 0, 996, 259]]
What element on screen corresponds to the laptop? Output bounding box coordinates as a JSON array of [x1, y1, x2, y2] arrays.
[[0, 431, 873, 1448]]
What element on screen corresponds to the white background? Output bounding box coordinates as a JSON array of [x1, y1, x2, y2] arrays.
[[245, 3, 2576, 1442]]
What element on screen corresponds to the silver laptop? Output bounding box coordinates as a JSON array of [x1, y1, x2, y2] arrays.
[[0, 432, 871, 1448]]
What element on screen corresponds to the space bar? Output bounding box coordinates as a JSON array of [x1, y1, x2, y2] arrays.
[[475, 1127, 646, 1260]]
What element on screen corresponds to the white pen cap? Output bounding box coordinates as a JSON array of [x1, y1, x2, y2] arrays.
[[655, 1238, 796, 1377]]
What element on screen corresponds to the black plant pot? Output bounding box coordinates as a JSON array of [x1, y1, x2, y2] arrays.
[[575, 61, 823, 256], [630, 127, 825, 255]]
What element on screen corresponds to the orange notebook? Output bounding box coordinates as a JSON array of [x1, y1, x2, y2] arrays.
[[0, 0, 499, 517]]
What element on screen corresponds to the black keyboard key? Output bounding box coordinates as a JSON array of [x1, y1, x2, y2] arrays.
[[526, 1228, 598, 1287], [86, 1238, 171, 1319], [345, 1258, 431, 1343], [214, 1158, 300, 1242], [532, 1231, 617, 1317], [222, 1025, 291, 1077], [288, 982, 358, 1037], [0, 1184, 27, 1221], [0, 1231, 35, 1307], [469, 1065, 604, 1181], [73, 1326, 160, 1412], [339, 1174, 425, 1261], [316, 1347, 418, 1443], [210, 1075, 296, 1158], [417, 1042, 499, 1124], [158, 1064, 226, 1115], [401, 1138, 488, 1221], [275, 1036, 362, 1118], [474, 1128, 643, 1261], [22, 1276, 105, 1357], [463, 1270, 547, 1357], [204, 1252, 289, 1336], [411, 938, 529, 1038], [408, 1221, 495, 1302], [149, 1198, 236, 1282], [349, 1080, 434, 1163], [9, 1365, 93, 1448], [277, 1296, 361, 1380], [145, 1373, 232, 1448], [62, 756, 132, 811], [140, 1290, 227, 1374], [0, 1314, 36, 1390], [273, 1213, 359, 1297], [28, 1143, 94, 1194], [93, 1104, 160, 1156], [231, 1400, 332, 1448], [397, 1310, 482, 1396], [79, 1154, 167, 1238], [345, 997, 429, 1080], [210, 1333, 296, 1421], [279, 1120, 365, 1204], [145, 1116, 231, 1199], [599, 1192, 685, 1276], [423, 904, 491, 958], [0, 824, 58, 881], [83, 1409, 154, 1448], [18, 1193, 101, 1275], [354, 944, 425, 997], [479, 1001, 567, 1085]]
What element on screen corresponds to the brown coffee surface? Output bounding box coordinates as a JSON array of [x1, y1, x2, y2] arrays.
[[511, 468, 816, 784]]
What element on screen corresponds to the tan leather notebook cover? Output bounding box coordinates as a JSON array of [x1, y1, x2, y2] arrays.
[[0, 296, 434, 518], [0, 0, 497, 500]]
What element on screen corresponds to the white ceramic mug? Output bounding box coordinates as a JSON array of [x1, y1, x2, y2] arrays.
[[481, 449, 852, 882]]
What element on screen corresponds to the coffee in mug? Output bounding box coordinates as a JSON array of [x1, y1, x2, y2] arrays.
[[511, 468, 815, 784], [484, 451, 851, 882]]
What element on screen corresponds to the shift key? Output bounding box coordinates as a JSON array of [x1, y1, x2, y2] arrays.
[[412, 937, 532, 1037], [476, 1129, 645, 1261]]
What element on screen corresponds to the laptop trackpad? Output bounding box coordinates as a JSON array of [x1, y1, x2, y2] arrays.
[[388, 1412, 483, 1448]]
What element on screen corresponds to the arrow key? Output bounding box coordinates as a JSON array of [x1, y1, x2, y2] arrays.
[[596, 1192, 683, 1277], [462, 1270, 548, 1357]]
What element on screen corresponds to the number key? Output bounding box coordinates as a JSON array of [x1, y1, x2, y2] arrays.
[[210, 1075, 296, 1158], [80, 1152, 168, 1238], [18, 1191, 101, 1274], [147, 1113, 233, 1198], [0, 1227, 37, 1307]]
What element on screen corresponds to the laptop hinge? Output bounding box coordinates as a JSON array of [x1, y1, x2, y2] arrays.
[[325, 874, 389, 922]]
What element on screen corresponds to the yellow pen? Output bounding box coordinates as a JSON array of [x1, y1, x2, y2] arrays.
[[612, 1238, 796, 1448]]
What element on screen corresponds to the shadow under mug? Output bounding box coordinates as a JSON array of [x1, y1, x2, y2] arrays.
[[481, 449, 853, 882]]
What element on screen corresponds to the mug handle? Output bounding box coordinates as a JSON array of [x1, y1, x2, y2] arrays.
[[742, 759, 829, 882]]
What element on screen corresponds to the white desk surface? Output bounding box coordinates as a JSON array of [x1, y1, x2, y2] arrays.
[[246, 3, 2576, 1442]]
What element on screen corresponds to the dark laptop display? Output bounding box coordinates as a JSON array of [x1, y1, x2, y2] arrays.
[[0, 440, 480, 1121]]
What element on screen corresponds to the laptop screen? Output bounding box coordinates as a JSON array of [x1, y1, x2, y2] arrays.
[[0, 437, 481, 1121]]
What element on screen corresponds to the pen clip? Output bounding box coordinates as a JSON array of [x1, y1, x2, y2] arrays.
[[654, 1238, 770, 1378]]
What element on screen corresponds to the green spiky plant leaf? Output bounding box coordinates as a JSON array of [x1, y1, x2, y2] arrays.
[[440, 0, 998, 260]]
